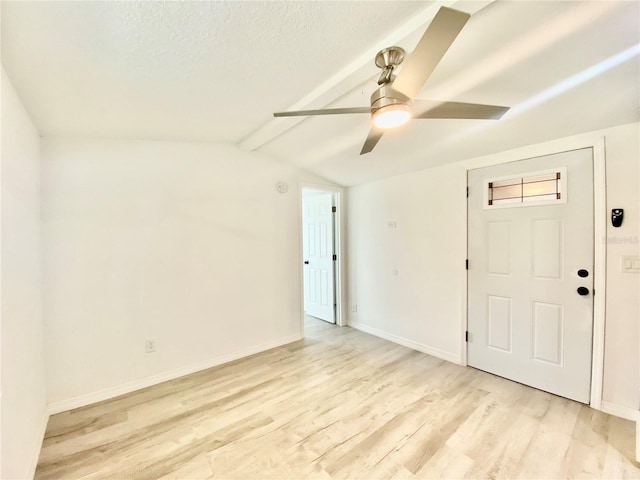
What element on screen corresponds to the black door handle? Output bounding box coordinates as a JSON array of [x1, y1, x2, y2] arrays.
[[577, 287, 590, 296], [304, 261, 309, 265], [577, 269, 589, 278]]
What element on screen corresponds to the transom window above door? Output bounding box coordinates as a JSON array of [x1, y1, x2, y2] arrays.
[[484, 168, 567, 208]]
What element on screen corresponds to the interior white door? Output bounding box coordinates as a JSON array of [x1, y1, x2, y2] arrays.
[[302, 191, 335, 323], [467, 148, 594, 403]]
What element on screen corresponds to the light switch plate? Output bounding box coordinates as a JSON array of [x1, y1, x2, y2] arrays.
[[621, 256, 640, 273]]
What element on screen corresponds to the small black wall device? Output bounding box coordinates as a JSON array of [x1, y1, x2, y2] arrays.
[[611, 208, 624, 227]]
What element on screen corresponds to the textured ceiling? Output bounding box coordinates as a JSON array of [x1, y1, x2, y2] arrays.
[[1, 1, 425, 142], [2, 1, 639, 186]]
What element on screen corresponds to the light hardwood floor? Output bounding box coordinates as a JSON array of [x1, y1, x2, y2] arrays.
[[36, 316, 639, 479]]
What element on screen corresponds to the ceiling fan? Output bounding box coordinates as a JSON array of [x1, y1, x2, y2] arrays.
[[273, 6, 509, 155]]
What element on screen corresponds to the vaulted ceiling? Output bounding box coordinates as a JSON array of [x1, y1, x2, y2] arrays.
[[2, 1, 639, 186]]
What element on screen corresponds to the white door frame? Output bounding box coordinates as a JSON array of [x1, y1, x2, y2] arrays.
[[461, 135, 606, 409], [299, 183, 346, 332]]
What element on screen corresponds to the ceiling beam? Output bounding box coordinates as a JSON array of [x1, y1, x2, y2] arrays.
[[239, 0, 495, 152]]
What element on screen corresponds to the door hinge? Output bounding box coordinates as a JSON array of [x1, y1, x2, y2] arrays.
[[466, 187, 469, 198], [333, 254, 337, 261], [465, 259, 469, 270], [465, 331, 469, 342], [332, 206, 337, 213]]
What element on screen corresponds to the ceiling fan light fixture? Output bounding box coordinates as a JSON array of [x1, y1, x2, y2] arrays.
[[372, 104, 412, 129]]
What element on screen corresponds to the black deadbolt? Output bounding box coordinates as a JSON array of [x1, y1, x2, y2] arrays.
[[304, 260, 309, 265], [577, 287, 590, 296], [577, 269, 589, 278]]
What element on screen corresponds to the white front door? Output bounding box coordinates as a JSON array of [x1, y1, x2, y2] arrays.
[[467, 148, 594, 403], [302, 191, 335, 323]]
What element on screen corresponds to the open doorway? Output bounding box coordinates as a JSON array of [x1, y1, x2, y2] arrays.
[[301, 187, 342, 329]]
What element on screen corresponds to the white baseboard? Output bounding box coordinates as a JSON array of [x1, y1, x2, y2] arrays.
[[599, 401, 640, 422], [28, 404, 50, 479], [348, 320, 461, 364], [599, 401, 640, 462], [637, 420, 639, 463], [48, 334, 302, 415]]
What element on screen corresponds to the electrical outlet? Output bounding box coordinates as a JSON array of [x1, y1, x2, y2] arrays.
[[351, 304, 357, 313], [145, 339, 156, 353]]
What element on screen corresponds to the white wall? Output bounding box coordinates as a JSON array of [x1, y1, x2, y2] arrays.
[[347, 162, 464, 363], [1, 68, 48, 479], [42, 138, 338, 409], [348, 122, 639, 411], [601, 124, 640, 410]]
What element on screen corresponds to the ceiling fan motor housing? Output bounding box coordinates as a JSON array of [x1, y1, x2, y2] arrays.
[[371, 84, 411, 114]]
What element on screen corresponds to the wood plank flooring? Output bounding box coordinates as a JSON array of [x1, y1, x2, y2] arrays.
[[36, 316, 639, 479]]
